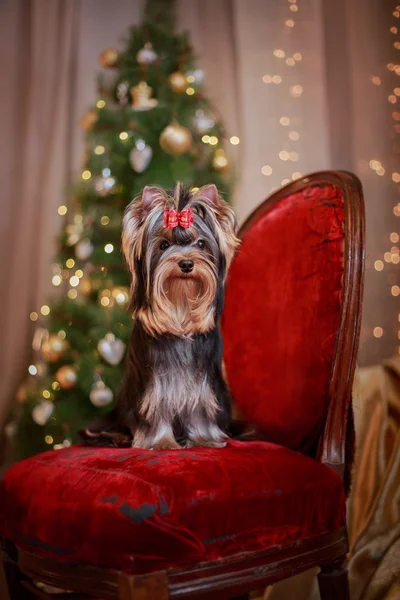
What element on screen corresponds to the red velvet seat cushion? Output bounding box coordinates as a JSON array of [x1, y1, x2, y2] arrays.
[[0, 443, 345, 573], [222, 185, 344, 451]]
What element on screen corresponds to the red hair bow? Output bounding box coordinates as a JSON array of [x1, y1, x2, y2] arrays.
[[163, 207, 194, 229]]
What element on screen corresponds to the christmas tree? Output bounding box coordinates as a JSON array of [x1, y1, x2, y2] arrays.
[[12, 0, 232, 459]]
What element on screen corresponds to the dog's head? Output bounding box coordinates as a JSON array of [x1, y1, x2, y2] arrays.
[[122, 183, 239, 337]]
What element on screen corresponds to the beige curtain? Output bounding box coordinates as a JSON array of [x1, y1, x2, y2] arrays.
[[348, 359, 400, 600], [0, 0, 79, 436]]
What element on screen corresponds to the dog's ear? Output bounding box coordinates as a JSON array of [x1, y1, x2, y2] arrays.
[[199, 184, 220, 206], [139, 186, 165, 216], [195, 184, 240, 271], [122, 186, 166, 283]]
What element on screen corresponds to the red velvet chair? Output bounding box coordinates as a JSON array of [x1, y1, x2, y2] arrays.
[[0, 171, 365, 600]]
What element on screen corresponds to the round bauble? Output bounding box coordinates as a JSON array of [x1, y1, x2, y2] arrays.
[[55, 365, 78, 390], [168, 71, 187, 94], [111, 286, 130, 306], [136, 42, 158, 65], [99, 48, 119, 68], [159, 122, 193, 156], [212, 148, 229, 172], [80, 110, 98, 132], [193, 110, 214, 135], [41, 334, 69, 362], [32, 400, 54, 426], [129, 139, 152, 173], [90, 380, 113, 407]]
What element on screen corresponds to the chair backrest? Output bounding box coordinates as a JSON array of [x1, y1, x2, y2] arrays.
[[222, 172, 365, 460]]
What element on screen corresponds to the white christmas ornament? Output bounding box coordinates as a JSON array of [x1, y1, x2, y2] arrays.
[[32, 400, 54, 426], [129, 139, 153, 173], [90, 380, 114, 407], [136, 42, 158, 65], [98, 333, 126, 366], [193, 110, 214, 135], [75, 238, 94, 261]]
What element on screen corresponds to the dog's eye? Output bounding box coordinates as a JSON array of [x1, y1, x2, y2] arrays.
[[159, 240, 170, 251], [196, 239, 205, 249]]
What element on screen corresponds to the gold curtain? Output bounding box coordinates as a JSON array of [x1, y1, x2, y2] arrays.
[[348, 358, 400, 600]]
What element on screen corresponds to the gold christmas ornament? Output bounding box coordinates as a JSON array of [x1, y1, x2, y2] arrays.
[[80, 110, 98, 132], [99, 47, 119, 68], [212, 148, 229, 172], [41, 334, 69, 362], [130, 81, 158, 111], [55, 365, 78, 390], [159, 121, 193, 156], [111, 286, 130, 306], [168, 71, 187, 94]]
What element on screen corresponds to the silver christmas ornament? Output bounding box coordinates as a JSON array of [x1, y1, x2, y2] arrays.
[[32, 400, 54, 426], [136, 42, 158, 65], [129, 139, 153, 173], [97, 333, 126, 366], [193, 110, 214, 135], [90, 379, 114, 407], [75, 238, 94, 261]]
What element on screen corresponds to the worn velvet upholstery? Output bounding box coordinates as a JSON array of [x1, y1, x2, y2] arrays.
[[0, 183, 347, 574], [223, 184, 344, 451], [0, 442, 345, 573]]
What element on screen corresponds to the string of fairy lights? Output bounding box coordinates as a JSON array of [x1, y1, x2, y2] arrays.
[[260, 0, 303, 191], [370, 3, 400, 355]]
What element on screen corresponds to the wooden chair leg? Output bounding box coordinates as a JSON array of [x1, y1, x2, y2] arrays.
[[118, 571, 169, 600], [317, 558, 350, 600], [1, 541, 36, 600]]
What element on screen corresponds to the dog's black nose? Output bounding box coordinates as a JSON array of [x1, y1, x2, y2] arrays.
[[179, 259, 194, 273]]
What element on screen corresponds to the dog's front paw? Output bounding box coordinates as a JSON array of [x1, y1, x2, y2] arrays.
[[151, 439, 182, 450], [186, 438, 227, 449]]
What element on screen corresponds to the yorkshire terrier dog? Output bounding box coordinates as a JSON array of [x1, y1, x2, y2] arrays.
[[84, 183, 239, 450]]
